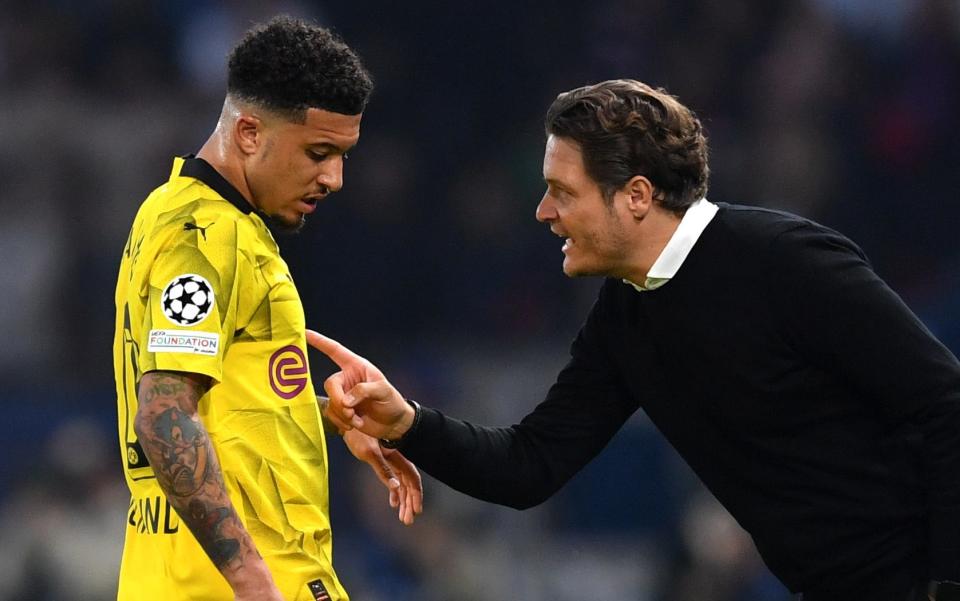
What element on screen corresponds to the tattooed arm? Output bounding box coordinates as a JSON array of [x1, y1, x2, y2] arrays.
[[134, 370, 283, 601]]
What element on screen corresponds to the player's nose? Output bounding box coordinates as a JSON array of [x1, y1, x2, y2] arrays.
[[317, 159, 344, 193], [536, 192, 557, 222]]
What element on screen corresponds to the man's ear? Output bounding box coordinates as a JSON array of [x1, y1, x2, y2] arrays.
[[623, 175, 655, 221], [233, 113, 263, 156]]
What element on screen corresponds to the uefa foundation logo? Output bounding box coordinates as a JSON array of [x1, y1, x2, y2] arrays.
[[269, 345, 308, 399]]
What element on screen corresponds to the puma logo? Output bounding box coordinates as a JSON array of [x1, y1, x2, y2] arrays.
[[184, 221, 214, 240]]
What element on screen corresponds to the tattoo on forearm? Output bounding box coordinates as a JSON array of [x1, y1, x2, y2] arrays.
[[135, 372, 248, 571], [153, 406, 210, 495], [187, 499, 241, 568]]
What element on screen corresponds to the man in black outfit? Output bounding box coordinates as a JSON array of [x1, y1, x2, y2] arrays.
[[308, 79, 960, 601]]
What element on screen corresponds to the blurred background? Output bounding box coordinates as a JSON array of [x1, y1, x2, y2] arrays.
[[1, 0, 958, 599]]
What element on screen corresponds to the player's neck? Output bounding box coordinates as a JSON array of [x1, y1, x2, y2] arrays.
[[196, 133, 257, 212], [621, 204, 683, 284]]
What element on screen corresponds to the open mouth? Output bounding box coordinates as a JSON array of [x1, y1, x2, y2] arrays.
[[549, 227, 572, 253]]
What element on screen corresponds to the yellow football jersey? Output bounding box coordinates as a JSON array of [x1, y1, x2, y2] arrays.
[[113, 156, 347, 601]]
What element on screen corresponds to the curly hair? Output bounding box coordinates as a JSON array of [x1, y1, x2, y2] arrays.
[[545, 80, 709, 213], [227, 15, 373, 121]]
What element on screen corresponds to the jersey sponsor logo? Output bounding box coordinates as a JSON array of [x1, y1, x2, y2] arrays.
[[148, 329, 220, 356], [269, 345, 308, 399], [183, 220, 215, 240], [307, 579, 331, 601], [161, 273, 215, 326], [128, 494, 179, 535]]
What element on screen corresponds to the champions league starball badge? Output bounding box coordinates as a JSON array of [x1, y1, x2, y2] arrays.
[[160, 274, 215, 326]]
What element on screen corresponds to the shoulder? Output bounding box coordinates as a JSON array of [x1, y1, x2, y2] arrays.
[[142, 193, 259, 286], [160, 182, 244, 226], [709, 202, 865, 260], [147, 186, 257, 253], [711, 202, 813, 240]]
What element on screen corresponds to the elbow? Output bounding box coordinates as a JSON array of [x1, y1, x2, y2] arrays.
[[500, 479, 560, 510], [458, 477, 556, 510], [496, 452, 569, 510], [506, 493, 550, 511]]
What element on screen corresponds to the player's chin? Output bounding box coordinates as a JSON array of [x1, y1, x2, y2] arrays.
[[562, 257, 601, 278], [265, 211, 307, 235], [562, 257, 586, 278]]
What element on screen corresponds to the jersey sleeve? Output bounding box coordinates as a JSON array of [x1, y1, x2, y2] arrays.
[[138, 217, 241, 383]]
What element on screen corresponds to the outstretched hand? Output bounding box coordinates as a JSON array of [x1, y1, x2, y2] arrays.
[[306, 330, 415, 441], [340, 428, 423, 525]]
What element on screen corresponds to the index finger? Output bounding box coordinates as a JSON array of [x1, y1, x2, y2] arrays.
[[306, 329, 360, 368]]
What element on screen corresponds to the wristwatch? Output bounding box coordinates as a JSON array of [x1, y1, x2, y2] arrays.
[[930, 580, 960, 601]]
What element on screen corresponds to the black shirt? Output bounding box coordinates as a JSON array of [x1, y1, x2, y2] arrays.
[[398, 204, 960, 598]]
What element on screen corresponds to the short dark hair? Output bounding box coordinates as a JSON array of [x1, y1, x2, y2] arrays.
[[545, 79, 709, 213], [227, 15, 373, 120]]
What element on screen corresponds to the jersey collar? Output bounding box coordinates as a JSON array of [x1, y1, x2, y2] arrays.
[[178, 155, 254, 215], [624, 198, 719, 292]]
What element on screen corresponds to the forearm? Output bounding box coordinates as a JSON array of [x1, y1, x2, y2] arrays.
[[134, 371, 273, 593], [396, 327, 635, 509], [399, 408, 561, 509], [309, 325, 633, 509], [400, 391, 633, 510]]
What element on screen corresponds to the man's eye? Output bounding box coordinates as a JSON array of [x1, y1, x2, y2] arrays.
[[308, 151, 328, 161]]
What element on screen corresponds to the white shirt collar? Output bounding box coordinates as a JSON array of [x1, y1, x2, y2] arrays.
[[624, 198, 718, 292]]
